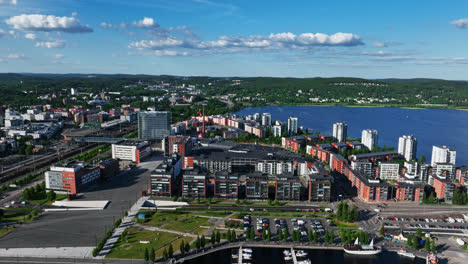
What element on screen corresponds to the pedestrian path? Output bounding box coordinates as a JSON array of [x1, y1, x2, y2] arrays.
[[95, 196, 148, 259], [0, 247, 94, 258]]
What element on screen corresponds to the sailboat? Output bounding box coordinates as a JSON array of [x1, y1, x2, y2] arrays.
[[343, 237, 382, 255]]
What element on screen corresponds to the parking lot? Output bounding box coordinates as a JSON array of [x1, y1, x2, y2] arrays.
[[379, 215, 468, 233], [244, 215, 329, 240], [0, 154, 162, 248]]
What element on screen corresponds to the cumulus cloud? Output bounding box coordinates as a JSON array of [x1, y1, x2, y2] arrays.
[[35, 39, 65, 48], [24, 33, 36, 40], [451, 18, 468, 29], [5, 14, 93, 33], [129, 32, 363, 54], [0, 0, 17, 5]]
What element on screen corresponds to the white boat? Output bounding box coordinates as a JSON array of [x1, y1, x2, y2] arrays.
[[242, 254, 252, 259], [284, 255, 293, 261], [296, 250, 308, 257], [242, 248, 253, 253], [343, 238, 382, 255], [297, 260, 311, 264], [232, 253, 239, 259], [397, 249, 415, 258], [283, 249, 292, 256]]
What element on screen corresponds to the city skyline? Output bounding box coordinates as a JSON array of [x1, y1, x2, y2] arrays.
[[0, 0, 468, 79]]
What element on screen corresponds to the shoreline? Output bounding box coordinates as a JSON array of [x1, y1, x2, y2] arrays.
[[236, 103, 468, 112], [156, 241, 429, 263]]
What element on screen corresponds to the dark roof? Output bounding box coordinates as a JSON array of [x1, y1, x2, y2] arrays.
[[350, 151, 399, 159]]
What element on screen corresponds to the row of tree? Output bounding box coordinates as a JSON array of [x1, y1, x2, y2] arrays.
[[336, 201, 359, 222]]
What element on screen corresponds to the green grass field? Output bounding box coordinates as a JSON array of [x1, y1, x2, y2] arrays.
[[161, 217, 214, 233], [107, 227, 192, 259]]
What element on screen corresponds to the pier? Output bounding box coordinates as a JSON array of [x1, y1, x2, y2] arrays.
[[291, 247, 298, 264], [238, 246, 242, 264]]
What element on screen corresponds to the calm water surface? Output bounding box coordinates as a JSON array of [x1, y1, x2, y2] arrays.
[[185, 247, 425, 264], [235, 106, 468, 166]]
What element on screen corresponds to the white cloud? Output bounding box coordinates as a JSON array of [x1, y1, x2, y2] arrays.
[[371, 41, 403, 48], [7, 53, 25, 59], [0, 29, 5, 38], [5, 14, 93, 33], [35, 39, 65, 48], [129, 31, 363, 54], [360, 50, 393, 56], [132, 17, 159, 29], [24, 33, 36, 40], [101, 17, 161, 30], [0, 0, 17, 5], [451, 18, 468, 29]]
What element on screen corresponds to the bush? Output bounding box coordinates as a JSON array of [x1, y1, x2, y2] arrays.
[[92, 248, 98, 257], [114, 218, 122, 228]]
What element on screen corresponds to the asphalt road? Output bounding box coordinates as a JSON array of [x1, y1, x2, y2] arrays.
[[0, 154, 162, 248]]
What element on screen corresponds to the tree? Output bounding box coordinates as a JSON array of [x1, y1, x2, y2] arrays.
[[211, 232, 216, 245], [168, 244, 174, 258], [215, 230, 220, 243], [313, 231, 318, 243], [144, 247, 149, 262], [231, 230, 236, 241], [330, 230, 335, 243], [407, 233, 413, 247], [274, 199, 279, 206], [0, 209, 3, 219], [415, 228, 423, 238], [278, 229, 283, 241], [430, 239, 436, 252], [227, 229, 232, 242], [308, 230, 313, 242], [419, 155, 426, 163], [250, 227, 255, 240], [425, 238, 431, 252], [185, 241, 190, 253], [267, 199, 272, 206], [150, 247, 155, 262], [196, 235, 201, 249], [283, 229, 288, 242], [46, 190, 56, 201], [380, 225, 385, 237], [201, 235, 206, 248], [267, 229, 271, 241], [180, 240, 185, 255], [262, 230, 266, 240], [412, 235, 419, 249], [162, 248, 168, 260]]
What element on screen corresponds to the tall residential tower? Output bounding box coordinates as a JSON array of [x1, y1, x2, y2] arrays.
[[361, 129, 378, 151], [398, 135, 417, 161], [333, 122, 347, 142]]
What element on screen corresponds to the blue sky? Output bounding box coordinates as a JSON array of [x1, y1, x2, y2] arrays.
[[1, 0, 468, 79]]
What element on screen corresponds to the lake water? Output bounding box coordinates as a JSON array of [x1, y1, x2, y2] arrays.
[[235, 106, 468, 166], [184, 247, 426, 264]]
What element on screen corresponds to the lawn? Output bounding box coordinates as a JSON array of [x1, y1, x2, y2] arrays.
[[140, 210, 192, 226], [107, 227, 187, 259], [162, 217, 214, 233], [191, 227, 209, 236], [332, 218, 359, 228], [154, 237, 194, 258], [0, 227, 14, 238], [192, 211, 231, 218]]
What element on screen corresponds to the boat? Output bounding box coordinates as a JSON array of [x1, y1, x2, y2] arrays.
[[426, 253, 438, 264], [284, 255, 293, 261], [297, 260, 311, 264], [283, 249, 292, 256], [343, 238, 382, 255], [397, 249, 415, 258], [242, 248, 253, 253], [242, 254, 252, 259], [296, 250, 308, 257], [231, 253, 239, 259]]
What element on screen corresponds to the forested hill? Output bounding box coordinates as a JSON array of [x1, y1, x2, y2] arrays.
[[1, 73, 467, 108]]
